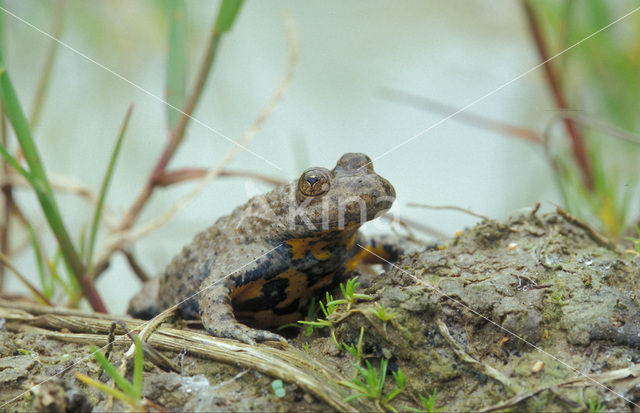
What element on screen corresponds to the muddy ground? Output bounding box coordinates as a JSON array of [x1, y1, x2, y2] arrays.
[[1, 207, 640, 412]]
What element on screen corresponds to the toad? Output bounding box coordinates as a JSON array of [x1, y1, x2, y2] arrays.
[[128, 153, 401, 344]]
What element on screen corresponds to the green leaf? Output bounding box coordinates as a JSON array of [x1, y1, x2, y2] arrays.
[[214, 0, 244, 34], [0, 36, 101, 310], [90, 344, 135, 397], [54, 246, 80, 298], [325, 298, 347, 307], [77, 224, 87, 266], [0, 51, 53, 201], [27, 222, 53, 298], [166, 0, 187, 130], [29, 0, 64, 131], [0, 142, 32, 182], [0, 250, 50, 305], [75, 372, 138, 407], [343, 392, 369, 403], [46, 255, 75, 299], [86, 105, 133, 275]]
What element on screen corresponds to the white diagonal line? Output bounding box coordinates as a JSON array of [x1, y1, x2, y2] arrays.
[[357, 243, 640, 408], [0, 243, 284, 408], [0, 6, 282, 171], [369, 5, 640, 165]]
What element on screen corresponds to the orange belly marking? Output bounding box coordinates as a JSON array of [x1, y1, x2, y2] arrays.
[[230, 277, 266, 303], [276, 268, 311, 308]]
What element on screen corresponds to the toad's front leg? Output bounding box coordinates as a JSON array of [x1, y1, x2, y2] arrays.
[[197, 251, 288, 345]]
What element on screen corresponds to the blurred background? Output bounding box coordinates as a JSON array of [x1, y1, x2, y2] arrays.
[[1, 0, 639, 313]]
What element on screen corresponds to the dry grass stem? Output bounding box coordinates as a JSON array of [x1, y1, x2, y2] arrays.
[[0, 299, 367, 412], [102, 13, 298, 253], [556, 206, 618, 251], [408, 203, 490, 221], [0, 173, 117, 229], [436, 318, 520, 395], [157, 168, 286, 187]]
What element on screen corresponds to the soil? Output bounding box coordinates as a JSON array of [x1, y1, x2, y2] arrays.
[[1, 207, 640, 412]]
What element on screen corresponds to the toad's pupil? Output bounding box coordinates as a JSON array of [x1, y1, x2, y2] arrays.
[[306, 176, 319, 185]]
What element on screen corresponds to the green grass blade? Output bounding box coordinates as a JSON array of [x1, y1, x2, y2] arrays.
[[0, 37, 105, 310], [132, 335, 144, 400], [75, 372, 137, 407], [0, 49, 53, 199], [0, 142, 31, 181], [90, 344, 135, 396], [0, 250, 51, 305], [78, 224, 87, 263], [29, 0, 64, 131], [338, 379, 367, 393], [54, 246, 80, 297], [27, 222, 53, 298], [379, 359, 388, 383], [46, 255, 75, 299], [166, 0, 187, 130], [343, 393, 369, 403], [214, 0, 244, 34], [86, 105, 133, 275]]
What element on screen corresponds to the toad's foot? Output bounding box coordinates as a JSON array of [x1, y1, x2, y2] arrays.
[[206, 320, 286, 345]]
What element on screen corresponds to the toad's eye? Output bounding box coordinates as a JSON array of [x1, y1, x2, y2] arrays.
[[298, 168, 330, 197]]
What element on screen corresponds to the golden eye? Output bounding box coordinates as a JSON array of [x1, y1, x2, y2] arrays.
[[298, 168, 330, 197]]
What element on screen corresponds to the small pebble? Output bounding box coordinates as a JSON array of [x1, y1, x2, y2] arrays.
[[531, 360, 544, 373]]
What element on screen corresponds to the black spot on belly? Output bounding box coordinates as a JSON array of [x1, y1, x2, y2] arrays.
[[179, 297, 200, 319], [234, 278, 289, 312], [236, 254, 289, 286]]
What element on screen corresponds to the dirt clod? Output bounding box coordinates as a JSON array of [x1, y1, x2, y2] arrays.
[[1, 211, 639, 411]]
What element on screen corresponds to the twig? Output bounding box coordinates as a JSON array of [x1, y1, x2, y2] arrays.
[[157, 167, 286, 187], [480, 363, 640, 412], [545, 110, 640, 146], [542, 111, 640, 231], [0, 103, 9, 289], [521, 0, 593, 191], [116, 320, 178, 373], [0, 251, 51, 305], [7, 230, 30, 258], [436, 318, 520, 395], [379, 88, 543, 144], [0, 297, 124, 319], [119, 248, 150, 283], [381, 214, 448, 240], [99, 12, 298, 254], [555, 206, 618, 251], [408, 203, 490, 221], [92, 6, 280, 281], [0, 300, 367, 412], [479, 386, 549, 413], [115, 308, 181, 389], [0, 173, 118, 229], [530, 202, 541, 219], [119, 6, 230, 234], [29, 0, 65, 131]]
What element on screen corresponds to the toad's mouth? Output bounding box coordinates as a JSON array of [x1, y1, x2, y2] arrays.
[[288, 205, 394, 231]]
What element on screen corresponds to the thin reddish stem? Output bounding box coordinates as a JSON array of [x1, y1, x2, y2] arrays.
[[522, 0, 593, 191]]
